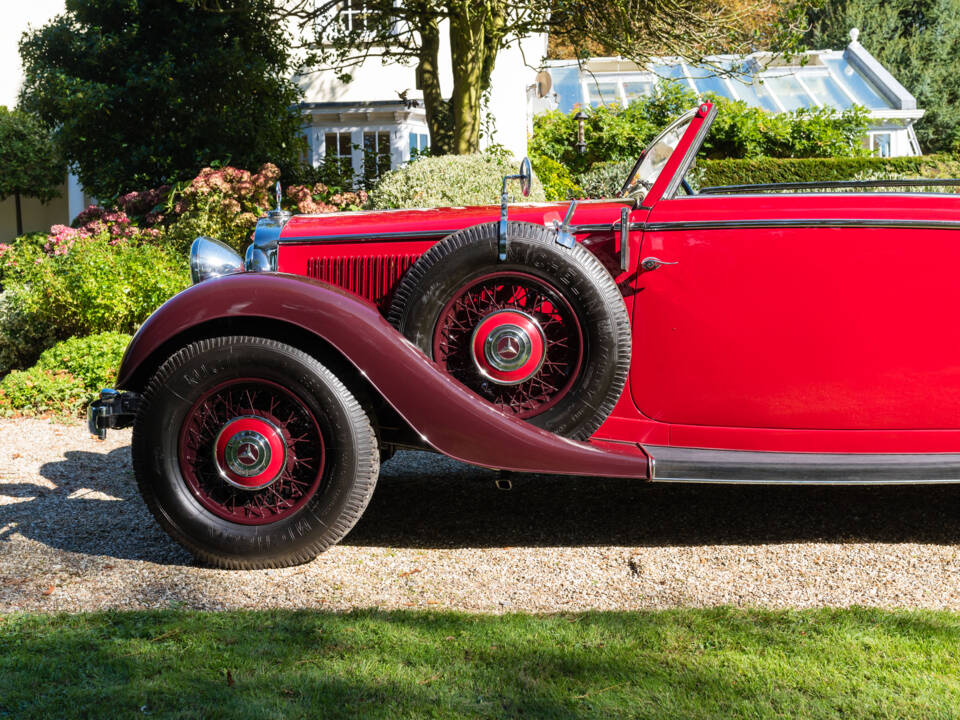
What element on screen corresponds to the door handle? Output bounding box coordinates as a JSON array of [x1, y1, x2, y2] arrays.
[[640, 256, 678, 272]]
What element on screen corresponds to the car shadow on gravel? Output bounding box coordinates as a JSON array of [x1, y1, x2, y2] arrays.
[[0, 447, 193, 565], [345, 451, 960, 549], [6, 446, 960, 565]]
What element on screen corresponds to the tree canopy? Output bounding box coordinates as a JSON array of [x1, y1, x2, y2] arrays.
[[802, 0, 960, 152], [0, 107, 65, 236], [273, 0, 809, 155], [19, 0, 304, 199]]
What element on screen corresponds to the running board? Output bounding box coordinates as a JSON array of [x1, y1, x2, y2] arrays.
[[643, 445, 960, 485]]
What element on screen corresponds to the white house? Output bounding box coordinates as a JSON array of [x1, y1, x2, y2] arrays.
[[532, 29, 924, 157], [297, 18, 547, 177]]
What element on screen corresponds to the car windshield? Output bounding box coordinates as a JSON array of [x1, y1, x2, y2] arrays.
[[620, 108, 698, 199]]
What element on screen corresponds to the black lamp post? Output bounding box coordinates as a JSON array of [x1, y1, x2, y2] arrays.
[[574, 110, 587, 155]]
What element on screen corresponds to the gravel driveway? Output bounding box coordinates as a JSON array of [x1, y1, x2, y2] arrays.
[[2, 417, 960, 613]]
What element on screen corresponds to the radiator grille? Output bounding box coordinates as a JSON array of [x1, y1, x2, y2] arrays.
[[305, 253, 420, 309]]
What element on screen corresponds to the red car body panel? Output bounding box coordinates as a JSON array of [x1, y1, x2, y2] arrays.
[[118, 100, 960, 470], [115, 273, 651, 477]]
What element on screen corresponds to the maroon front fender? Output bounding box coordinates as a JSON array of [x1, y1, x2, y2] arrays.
[[118, 273, 649, 478]]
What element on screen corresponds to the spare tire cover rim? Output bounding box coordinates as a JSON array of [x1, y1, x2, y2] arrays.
[[471, 309, 546, 385]]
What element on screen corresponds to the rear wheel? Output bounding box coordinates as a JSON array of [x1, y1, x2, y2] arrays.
[[390, 221, 631, 440], [132, 336, 379, 569]]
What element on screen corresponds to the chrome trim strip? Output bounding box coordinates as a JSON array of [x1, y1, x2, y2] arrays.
[[643, 218, 960, 232], [643, 445, 960, 485], [279, 229, 460, 244]]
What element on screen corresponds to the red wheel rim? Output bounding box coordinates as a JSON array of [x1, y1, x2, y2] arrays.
[[432, 271, 584, 418], [178, 379, 325, 525]]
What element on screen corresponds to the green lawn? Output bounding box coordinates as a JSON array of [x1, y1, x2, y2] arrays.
[[1, 608, 958, 719]]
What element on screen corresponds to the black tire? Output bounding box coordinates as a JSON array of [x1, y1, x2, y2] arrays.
[[132, 336, 379, 569], [388, 221, 631, 440]]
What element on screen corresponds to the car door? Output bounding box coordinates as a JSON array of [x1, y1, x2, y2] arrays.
[[629, 192, 960, 430]]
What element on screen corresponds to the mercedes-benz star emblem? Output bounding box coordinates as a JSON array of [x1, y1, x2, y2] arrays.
[[497, 336, 521, 360], [237, 443, 260, 466]]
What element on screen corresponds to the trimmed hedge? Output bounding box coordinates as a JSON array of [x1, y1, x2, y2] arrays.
[[576, 154, 960, 198], [697, 154, 960, 188], [369, 154, 546, 209]]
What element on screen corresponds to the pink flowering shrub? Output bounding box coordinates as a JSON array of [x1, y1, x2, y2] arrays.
[[165, 163, 283, 253], [285, 183, 367, 214]]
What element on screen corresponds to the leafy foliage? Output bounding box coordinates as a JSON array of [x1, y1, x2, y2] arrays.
[[530, 154, 584, 200], [369, 154, 545, 209], [0, 331, 130, 416], [802, 0, 960, 152], [0, 236, 188, 375], [19, 0, 304, 199], [0, 106, 65, 233], [531, 83, 870, 175], [164, 164, 282, 254]]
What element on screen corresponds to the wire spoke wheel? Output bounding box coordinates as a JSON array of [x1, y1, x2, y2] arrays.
[[178, 378, 325, 525], [391, 221, 631, 439], [432, 271, 584, 418]]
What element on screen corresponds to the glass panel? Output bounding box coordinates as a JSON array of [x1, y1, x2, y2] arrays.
[[409, 132, 417, 155], [760, 74, 814, 110], [687, 71, 736, 101], [324, 133, 338, 157], [653, 63, 689, 84], [800, 71, 853, 108], [622, 80, 654, 102], [729, 76, 780, 112], [363, 132, 377, 180], [378, 131, 391, 172], [338, 133, 351, 156], [872, 133, 892, 157], [822, 57, 892, 109], [547, 66, 582, 113], [585, 80, 620, 107]]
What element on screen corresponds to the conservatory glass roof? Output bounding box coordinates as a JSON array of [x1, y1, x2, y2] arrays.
[[544, 51, 901, 116]]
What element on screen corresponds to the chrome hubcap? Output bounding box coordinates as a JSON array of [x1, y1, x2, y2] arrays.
[[213, 415, 286, 491]]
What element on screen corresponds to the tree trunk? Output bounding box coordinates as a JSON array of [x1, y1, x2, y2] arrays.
[[418, 19, 454, 155], [449, 6, 487, 153], [14, 191, 22, 237], [448, 1, 506, 154]]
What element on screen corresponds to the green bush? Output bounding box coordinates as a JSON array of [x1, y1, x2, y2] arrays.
[[0, 236, 188, 375], [574, 155, 960, 198], [531, 82, 870, 175], [530, 154, 583, 200], [0, 331, 131, 416], [576, 161, 634, 199], [369, 154, 546, 209]]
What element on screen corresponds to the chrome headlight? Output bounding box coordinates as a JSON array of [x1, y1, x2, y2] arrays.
[[190, 236, 243, 285]]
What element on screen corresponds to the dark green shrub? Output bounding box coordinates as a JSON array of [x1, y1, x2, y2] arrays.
[[0, 331, 130, 416], [0, 236, 188, 375]]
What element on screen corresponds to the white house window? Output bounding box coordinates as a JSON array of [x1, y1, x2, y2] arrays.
[[870, 132, 892, 157], [324, 131, 353, 178], [409, 132, 429, 158], [363, 130, 392, 181], [338, 0, 372, 32]]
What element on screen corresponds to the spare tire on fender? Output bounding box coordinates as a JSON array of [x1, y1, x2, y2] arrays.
[[388, 221, 631, 440]]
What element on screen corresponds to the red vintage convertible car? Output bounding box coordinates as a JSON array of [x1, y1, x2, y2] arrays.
[[90, 102, 960, 568]]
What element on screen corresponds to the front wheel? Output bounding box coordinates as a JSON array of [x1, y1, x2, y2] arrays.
[[132, 336, 379, 569]]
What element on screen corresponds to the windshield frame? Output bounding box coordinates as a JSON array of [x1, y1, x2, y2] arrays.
[[619, 107, 699, 198], [618, 103, 718, 205]]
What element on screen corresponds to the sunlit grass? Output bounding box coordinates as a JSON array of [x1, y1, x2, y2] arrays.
[[1, 607, 958, 719]]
